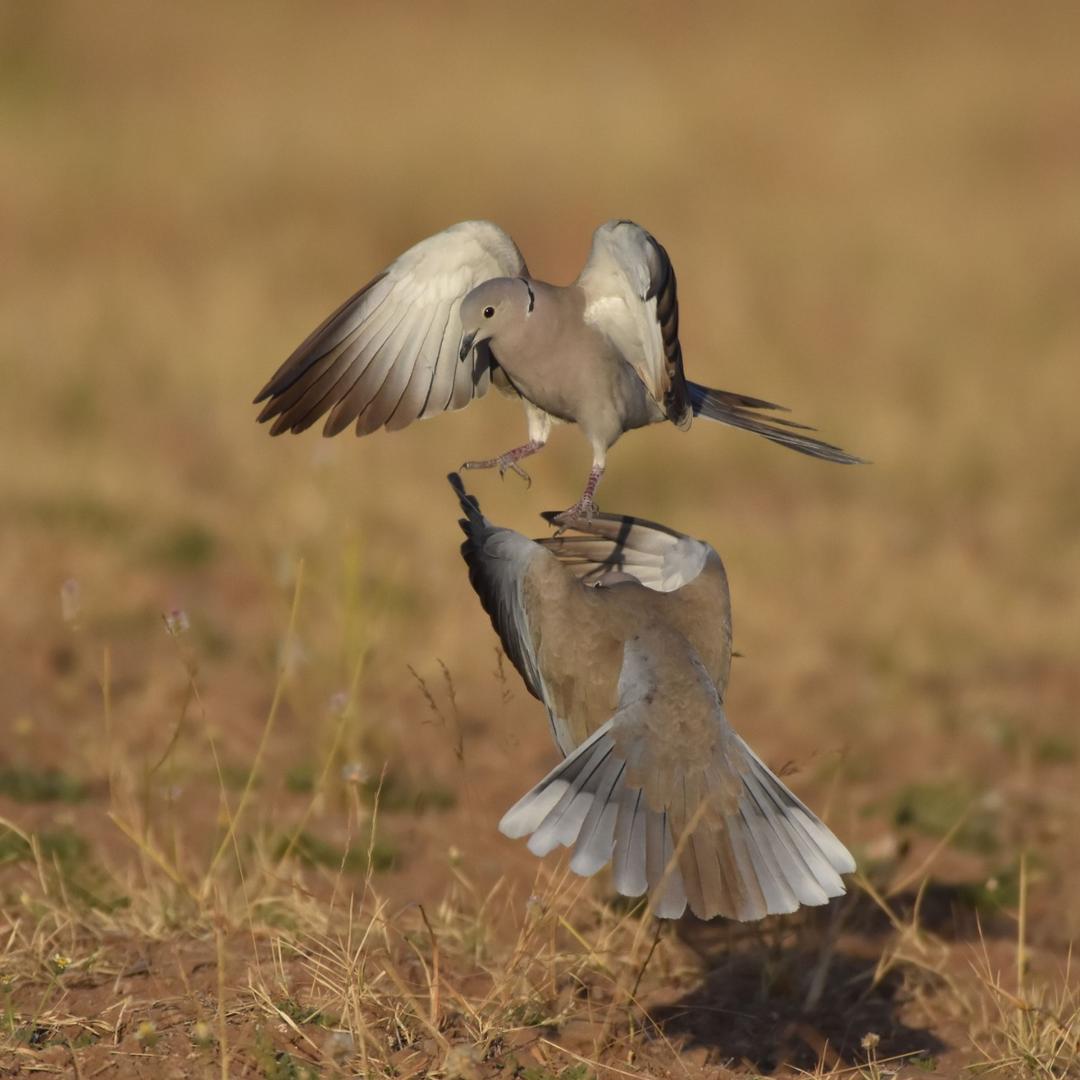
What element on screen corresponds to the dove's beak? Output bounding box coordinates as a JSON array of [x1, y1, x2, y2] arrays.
[[458, 329, 478, 363]]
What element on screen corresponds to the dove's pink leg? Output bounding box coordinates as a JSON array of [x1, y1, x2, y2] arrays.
[[461, 439, 545, 486], [554, 464, 605, 523]]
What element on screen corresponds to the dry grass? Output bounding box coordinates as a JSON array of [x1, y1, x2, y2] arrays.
[[3, 2, 1080, 1076]]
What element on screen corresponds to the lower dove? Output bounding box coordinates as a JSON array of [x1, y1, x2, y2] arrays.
[[451, 473, 854, 919]]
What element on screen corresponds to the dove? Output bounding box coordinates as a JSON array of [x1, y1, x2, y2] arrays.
[[450, 473, 854, 920], [256, 220, 861, 518]]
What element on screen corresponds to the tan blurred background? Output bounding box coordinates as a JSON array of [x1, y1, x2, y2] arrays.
[[3, 0, 1079, 947]]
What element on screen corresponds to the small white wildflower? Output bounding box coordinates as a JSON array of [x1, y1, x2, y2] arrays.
[[164, 608, 190, 636], [861, 1031, 881, 1052], [341, 761, 369, 786]]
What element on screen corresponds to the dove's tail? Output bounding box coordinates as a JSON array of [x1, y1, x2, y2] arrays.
[[685, 382, 865, 465], [499, 723, 855, 921]]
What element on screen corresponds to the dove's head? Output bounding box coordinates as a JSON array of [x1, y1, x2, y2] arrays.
[[458, 277, 534, 362]]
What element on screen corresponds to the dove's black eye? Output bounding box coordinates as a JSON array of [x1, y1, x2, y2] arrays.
[[483, 306, 495, 319]]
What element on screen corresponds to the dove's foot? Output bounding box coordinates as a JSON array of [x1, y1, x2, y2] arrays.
[[461, 439, 544, 487], [461, 456, 532, 486], [551, 498, 599, 531], [551, 464, 605, 529]]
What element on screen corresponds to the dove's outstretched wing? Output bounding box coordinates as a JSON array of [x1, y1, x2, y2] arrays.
[[576, 220, 691, 429], [256, 221, 527, 437]]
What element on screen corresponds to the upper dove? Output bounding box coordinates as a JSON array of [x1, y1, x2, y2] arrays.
[[255, 220, 862, 517]]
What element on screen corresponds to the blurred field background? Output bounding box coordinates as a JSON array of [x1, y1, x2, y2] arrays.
[[2, 2, 1080, 1076]]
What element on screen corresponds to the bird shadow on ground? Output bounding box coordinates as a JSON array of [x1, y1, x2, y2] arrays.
[[651, 945, 945, 1073], [645, 885, 1011, 1073]]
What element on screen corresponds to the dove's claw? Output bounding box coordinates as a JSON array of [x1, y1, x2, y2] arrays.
[[551, 464, 605, 527], [552, 499, 598, 529], [460, 439, 544, 487], [507, 461, 532, 487]]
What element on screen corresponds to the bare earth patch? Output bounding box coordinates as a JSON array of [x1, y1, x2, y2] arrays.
[[3, 3, 1079, 1076]]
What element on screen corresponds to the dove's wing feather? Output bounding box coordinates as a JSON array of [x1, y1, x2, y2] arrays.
[[537, 510, 712, 593], [576, 220, 690, 428], [450, 474, 588, 754], [255, 221, 527, 436]]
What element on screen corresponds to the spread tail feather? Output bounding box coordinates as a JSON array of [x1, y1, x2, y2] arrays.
[[686, 381, 865, 465], [499, 724, 854, 921]]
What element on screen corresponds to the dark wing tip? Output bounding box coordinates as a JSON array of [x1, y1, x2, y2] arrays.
[[252, 270, 390, 431], [447, 471, 466, 499], [254, 369, 298, 406], [254, 368, 295, 406], [322, 409, 354, 439], [448, 472, 487, 530], [252, 358, 320, 411]]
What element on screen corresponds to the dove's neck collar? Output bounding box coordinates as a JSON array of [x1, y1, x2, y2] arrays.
[[518, 277, 535, 315]]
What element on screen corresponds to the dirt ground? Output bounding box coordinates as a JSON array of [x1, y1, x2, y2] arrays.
[[2, 3, 1079, 1077]]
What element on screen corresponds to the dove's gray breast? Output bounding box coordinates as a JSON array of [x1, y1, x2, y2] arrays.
[[490, 282, 664, 449]]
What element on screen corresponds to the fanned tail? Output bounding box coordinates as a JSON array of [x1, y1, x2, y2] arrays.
[[499, 724, 855, 921], [686, 381, 865, 465]]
